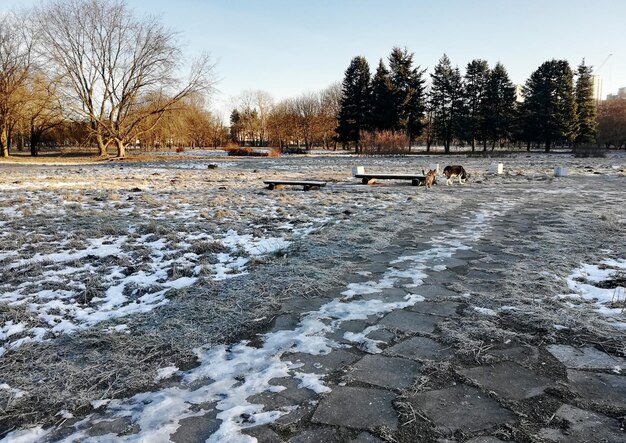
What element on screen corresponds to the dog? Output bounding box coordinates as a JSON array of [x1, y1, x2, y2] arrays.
[[443, 165, 469, 185], [422, 169, 437, 189]]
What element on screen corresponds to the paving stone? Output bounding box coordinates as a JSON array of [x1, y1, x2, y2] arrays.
[[459, 361, 553, 400], [413, 284, 460, 299], [408, 301, 460, 317], [379, 310, 440, 333], [489, 346, 540, 366], [271, 314, 301, 332], [87, 417, 134, 437], [567, 369, 626, 408], [289, 427, 341, 443], [243, 425, 285, 443], [384, 336, 453, 361], [466, 270, 499, 281], [422, 270, 458, 285], [325, 320, 372, 344], [274, 404, 315, 426], [547, 345, 626, 370], [360, 287, 409, 302], [283, 349, 361, 374], [410, 384, 516, 434], [311, 386, 398, 430], [538, 404, 624, 442], [351, 431, 384, 442], [280, 297, 332, 315], [365, 328, 395, 342], [345, 354, 420, 389], [465, 438, 508, 443], [247, 384, 317, 410], [431, 257, 468, 270], [452, 249, 482, 260], [169, 410, 221, 443]]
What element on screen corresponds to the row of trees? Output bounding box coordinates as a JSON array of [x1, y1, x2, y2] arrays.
[[336, 48, 599, 152], [0, 0, 216, 158], [229, 85, 342, 149]]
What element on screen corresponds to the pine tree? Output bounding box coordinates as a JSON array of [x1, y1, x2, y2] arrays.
[[388, 47, 426, 145], [430, 54, 465, 153], [522, 60, 577, 151], [463, 59, 489, 151], [336, 56, 371, 151], [369, 59, 396, 131], [575, 60, 597, 144], [481, 62, 516, 150]]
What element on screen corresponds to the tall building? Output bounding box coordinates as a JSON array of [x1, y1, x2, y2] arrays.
[[592, 75, 603, 104], [606, 87, 626, 101]]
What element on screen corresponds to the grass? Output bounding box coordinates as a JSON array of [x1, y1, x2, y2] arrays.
[[1, 152, 626, 438]]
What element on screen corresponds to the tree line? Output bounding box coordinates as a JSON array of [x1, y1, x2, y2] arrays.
[[336, 48, 600, 153], [0, 0, 217, 158], [228, 86, 342, 150]]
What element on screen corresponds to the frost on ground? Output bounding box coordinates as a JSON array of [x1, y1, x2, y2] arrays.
[[0, 152, 625, 441]]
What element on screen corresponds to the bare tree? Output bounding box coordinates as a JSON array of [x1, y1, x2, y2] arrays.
[[36, 0, 216, 157], [319, 83, 342, 149], [19, 71, 65, 156], [0, 11, 33, 157], [293, 92, 318, 149]]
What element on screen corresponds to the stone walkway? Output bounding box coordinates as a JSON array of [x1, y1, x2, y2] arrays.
[[31, 182, 625, 443], [222, 194, 626, 443]]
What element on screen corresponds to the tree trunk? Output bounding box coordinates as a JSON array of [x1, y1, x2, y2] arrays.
[[116, 139, 126, 158], [545, 139, 551, 153], [96, 133, 108, 156], [1, 127, 9, 158], [471, 138, 476, 152], [30, 130, 42, 157]]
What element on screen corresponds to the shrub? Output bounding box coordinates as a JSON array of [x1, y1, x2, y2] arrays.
[[175, 147, 185, 153], [572, 144, 606, 158], [282, 146, 307, 155], [225, 147, 269, 157], [360, 130, 411, 155]]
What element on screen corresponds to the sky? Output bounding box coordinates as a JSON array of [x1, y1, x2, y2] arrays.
[[2, 0, 625, 120]]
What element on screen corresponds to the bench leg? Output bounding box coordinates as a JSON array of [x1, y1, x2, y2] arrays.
[[268, 183, 275, 190], [362, 177, 370, 184], [303, 185, 310, 191]]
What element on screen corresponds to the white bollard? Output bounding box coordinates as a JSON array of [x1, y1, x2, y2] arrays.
[[352, 166, 365, 176], [487, 163, 503, 174], [428, 163, 439, 173], [554, 166, 568, 177]]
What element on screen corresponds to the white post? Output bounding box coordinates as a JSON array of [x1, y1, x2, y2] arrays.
[[352, 166, 365, 176], [487, 163, 503, 174], [554, 166, 568, 177]]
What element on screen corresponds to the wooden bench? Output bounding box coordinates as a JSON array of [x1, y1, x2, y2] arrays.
[[263, 180, 327, 191], [354, 173, 426, 186]]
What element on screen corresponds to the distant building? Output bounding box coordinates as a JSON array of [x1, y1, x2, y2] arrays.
[[592, 75, 603, 104], [606, 87, 626, 101]]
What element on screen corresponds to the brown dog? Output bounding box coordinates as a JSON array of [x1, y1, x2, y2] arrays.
[[423, 169, 437, 189]]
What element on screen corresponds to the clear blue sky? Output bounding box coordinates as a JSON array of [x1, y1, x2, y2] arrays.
[[2, 0, 625, 120]]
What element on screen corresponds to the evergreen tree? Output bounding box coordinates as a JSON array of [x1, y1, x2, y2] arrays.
[[522, 60, 577, 151], [369, 59, 396, 131], [388, 47, 426, 145], [575, 60, 597, 144], [463, 59, 489, 151], [481, 62, 516, 150], [336, 56, 371, 151], [430, 54, 465, 153]]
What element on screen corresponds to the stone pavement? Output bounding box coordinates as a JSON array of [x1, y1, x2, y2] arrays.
[[180, 192, 626, 442]]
